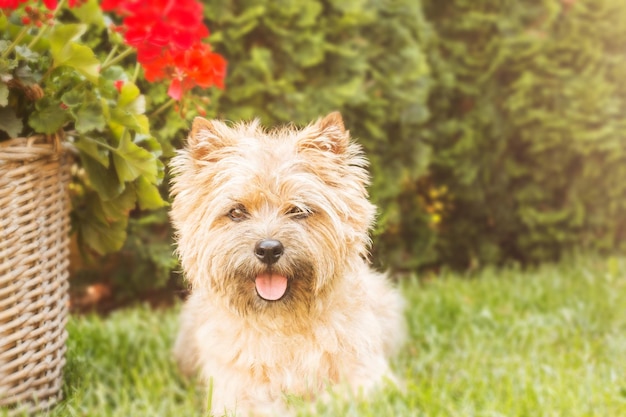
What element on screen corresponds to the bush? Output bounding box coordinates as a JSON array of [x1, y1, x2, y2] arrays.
[[420, 0, 626, 268], [78, 0, 626, 294]]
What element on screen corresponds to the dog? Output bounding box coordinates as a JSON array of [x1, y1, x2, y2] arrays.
[[169, 112, 404, 416]]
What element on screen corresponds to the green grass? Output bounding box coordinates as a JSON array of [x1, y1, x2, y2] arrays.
[[7, 255, 626, 416]]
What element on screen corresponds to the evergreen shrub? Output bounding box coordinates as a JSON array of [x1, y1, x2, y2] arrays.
[[83, 0, 626, 293], [421, 0, 626, 267]]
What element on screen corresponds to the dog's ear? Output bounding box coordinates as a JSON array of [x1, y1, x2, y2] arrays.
[[299, 111, 350, 155], [187, 117, 235, 162]]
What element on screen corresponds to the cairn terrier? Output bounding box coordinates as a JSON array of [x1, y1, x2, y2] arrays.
[[169, 112, 404, 416]]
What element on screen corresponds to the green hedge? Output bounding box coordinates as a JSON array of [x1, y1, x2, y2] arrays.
[[79, 0, 626, 292], [421, 0, 626, 267]]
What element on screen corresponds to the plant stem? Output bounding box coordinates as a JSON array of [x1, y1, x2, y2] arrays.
[[81, 135, 117, 152], [149, 98, 176, 118], [101, 47, 135, 70], [26, 24, 49, 50], [1, 26, 29, 59], [27, 0, 66, 49], [2, 0, 67, 58], [52, 0, 67, 18], [102, 44, 119, 68], [131, 62, 141, 83]]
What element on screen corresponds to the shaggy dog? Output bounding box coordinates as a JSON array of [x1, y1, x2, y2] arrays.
[[169, 112, 404, 416]]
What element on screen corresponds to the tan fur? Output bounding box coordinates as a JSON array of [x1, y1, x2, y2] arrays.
[[169, 112, 405, 416]]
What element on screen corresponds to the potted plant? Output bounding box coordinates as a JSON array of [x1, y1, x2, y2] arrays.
[[0, 0, 226, 412]]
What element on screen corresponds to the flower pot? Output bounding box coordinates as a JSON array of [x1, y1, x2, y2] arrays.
[[0, 135, 71, 414]]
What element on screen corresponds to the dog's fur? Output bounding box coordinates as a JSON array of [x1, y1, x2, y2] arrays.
[[169, 112, 404, 416]]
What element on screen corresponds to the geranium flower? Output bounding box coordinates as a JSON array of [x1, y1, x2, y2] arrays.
[[0, 0, 26, 9], [172, 44, 227, 89], [104, 0, 207, 55], [100, 0, 124, 12], [143, 43, 226, 100], [0, 0, 81, 11], [103, 0, 226, 100]]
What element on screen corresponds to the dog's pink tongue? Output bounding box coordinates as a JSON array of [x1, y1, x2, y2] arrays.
[[255, 273, 288, 301]]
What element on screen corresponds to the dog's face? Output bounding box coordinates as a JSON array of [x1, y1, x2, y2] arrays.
[[170, 113, 375, 316]]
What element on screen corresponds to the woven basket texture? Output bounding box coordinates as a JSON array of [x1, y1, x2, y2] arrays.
[[0, 136, 71, 415]]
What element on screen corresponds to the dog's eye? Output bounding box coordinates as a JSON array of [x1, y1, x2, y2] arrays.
[[228, 205, 249, 222], [287, 206, 311, 219]]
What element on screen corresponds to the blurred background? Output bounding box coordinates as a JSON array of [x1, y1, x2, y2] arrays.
[[70, 0, 626, 311]]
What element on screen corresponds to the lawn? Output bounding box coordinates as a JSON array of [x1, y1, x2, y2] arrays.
[[6, 255, 626, 416]]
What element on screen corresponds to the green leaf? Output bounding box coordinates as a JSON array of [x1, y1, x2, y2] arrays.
[[102, 184, 137, 220], [135, 134, 163, 157], [125, 93, 146, 115], [70, 0, 105, 27], [101, 66, 127, 82], [112, 133, 158, 183], [49, 24, 100, 83], [15, 45, 39, 62], [136, 176, 167, 210], [0, 60, 16, 82], [99, 67, 125, 99], [108, 82, 150, 138], [80, 217, 127, 255], [109, 108, 150, 136], [57, 44, 100, 83], [0, 107, 23, 138], [77, 183, 137, 255], [28, 98, 69, 134], [132, 135, 164, 182], [73, 136, 109, 167], [49, 23, 88, 51], [15, 64, 39, 85], [118, 82, 142, 107], [75, 101, 106, 133], [117, 82, 146, 116], [80, 152, 124, 201], [79, 195, 128, 255], [61, 89, 84, 108]]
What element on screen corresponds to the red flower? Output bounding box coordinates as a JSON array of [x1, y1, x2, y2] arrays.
[[0, 0, 22, 9], [171, 44, 227, 89], [100, 0, 125, 12], [104, 0, 227, 100], [114, 80, 125, 92], [106, 0, 208, 58], [142, 44, 226, 100], [42, 0, 56, 10], [1, 0, 81, 10], [140, 54, 168, 83]]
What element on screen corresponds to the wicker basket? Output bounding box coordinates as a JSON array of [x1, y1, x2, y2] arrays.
[[0, 135, 71, 414]]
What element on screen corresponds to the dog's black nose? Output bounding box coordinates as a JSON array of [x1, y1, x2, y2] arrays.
[[254, 239, 284, 265]]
